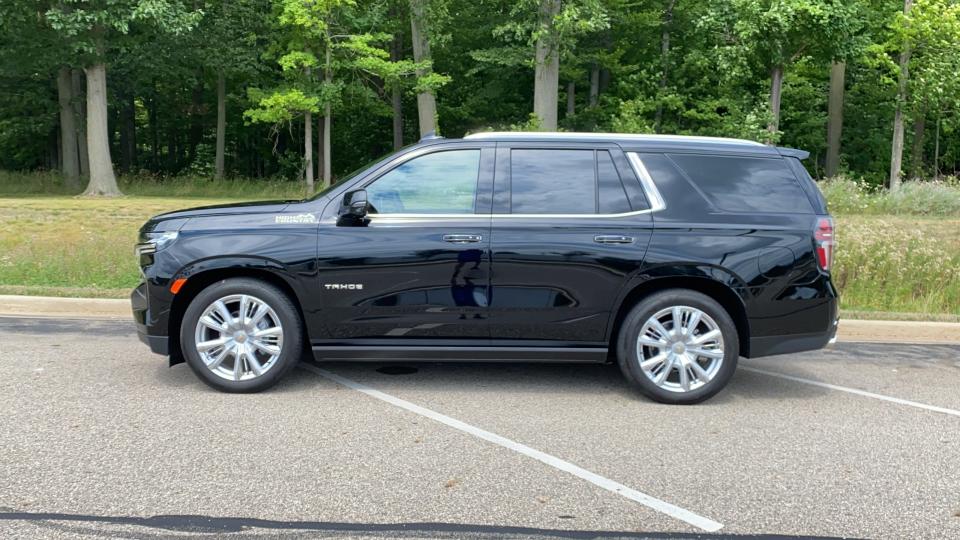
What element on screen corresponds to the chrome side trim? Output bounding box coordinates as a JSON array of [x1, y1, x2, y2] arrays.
[[626, 152, 667, 213], [364, 208, 656, 220]]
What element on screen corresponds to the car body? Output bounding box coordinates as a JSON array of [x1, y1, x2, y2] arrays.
[[132, 132, 838, 403]]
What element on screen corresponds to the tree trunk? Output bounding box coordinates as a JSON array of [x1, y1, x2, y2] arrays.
[[317, 114, 324, 184], [889, 0, 914, 191], [566, 81, 575, 116], [533, 0, 561, 131], [71, 69, 89, 177], [391, 32, 404, 150], [119, 91, 136, 173], [323, 43, 332, 187], [654, 0, 676, 134], [767, 64, 784, 141], [410, 0, 438, 137], [82, 63, 121, 196], [188, 77, 204, 166], [825, 61, 846, 178], [910, 111, 925, 180], [148, 95, 159, 169], [934, 110, 941, 180], [215, 71, 226, 179], [57, 66, 81, 190], [589, 64, 599, 107], [304, 112, 314, 194]]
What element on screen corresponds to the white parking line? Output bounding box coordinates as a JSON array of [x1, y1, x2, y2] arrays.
[[299, 363, 724, 532], [741, 367, 960, 418]]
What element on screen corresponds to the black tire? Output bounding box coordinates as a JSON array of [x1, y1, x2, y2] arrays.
[[180, 277, 304, 393], [616, 289, 739, 404]]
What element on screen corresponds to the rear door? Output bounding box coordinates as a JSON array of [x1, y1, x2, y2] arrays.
[[488, 142, 653, 344]]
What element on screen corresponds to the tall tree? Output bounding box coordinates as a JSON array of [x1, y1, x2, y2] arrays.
[[45, 0, 200, 195], [247, 0, 427, 189], [885, 0, 960, 188], [533, 0, 561, 130], [825, 60, 846, 177], [410, 0, 439, 136], [888, 0, 914, 190], [710, 0, 861, 142], [654, 0, 677, 133], [56, 66, 81, 189]]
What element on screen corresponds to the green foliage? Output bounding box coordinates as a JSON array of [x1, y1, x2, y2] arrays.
[[3, 0, 960, 185], [244, 88, 320, 124]]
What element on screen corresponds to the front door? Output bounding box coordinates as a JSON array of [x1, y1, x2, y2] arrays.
[[315, 146, 494, 342], [488, 144, 653, 345]]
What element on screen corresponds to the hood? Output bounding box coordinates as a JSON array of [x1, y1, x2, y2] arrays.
[[151, 199, 295, 222]]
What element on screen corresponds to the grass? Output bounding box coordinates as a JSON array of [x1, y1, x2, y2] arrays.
[[0, 172, 958, 319], [819, 176, 960, 217]]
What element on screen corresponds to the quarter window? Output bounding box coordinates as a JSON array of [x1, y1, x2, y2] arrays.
[[669, 154, 813, 214], [366, 150, 481, 214]]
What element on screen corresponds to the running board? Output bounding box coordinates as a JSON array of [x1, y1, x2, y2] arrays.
[[311, 345, 609, 363]]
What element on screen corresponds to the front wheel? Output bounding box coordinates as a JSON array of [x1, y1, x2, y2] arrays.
[[180, 278, 304, 393], [617, 289, 739, 404]]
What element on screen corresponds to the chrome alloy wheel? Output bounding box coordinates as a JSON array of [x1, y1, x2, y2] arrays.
[[636, 306, 725, 393], [193, 294, 284, 382]]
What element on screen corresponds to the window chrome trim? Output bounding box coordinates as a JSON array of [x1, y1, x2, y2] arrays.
[[364, 208, 656, 220], [339, 151, 666, 220], [626, 152, 667, 213]]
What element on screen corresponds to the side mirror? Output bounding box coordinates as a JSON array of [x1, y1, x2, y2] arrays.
[[345, 189, 369, 217], [338, 189, 369, 225]]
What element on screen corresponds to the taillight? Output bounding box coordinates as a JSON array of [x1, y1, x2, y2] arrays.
[[814, 217, 835, 271]]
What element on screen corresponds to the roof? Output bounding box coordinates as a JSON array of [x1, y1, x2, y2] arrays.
[[458, 131, 806, 159]]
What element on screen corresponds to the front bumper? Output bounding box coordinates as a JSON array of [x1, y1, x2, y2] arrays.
[[132, 281, 169, 355]]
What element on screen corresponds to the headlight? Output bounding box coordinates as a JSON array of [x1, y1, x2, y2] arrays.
[[135, 231, 179, 257]]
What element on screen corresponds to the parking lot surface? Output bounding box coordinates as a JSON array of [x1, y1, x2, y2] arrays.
[[1, 316, 958, 539]]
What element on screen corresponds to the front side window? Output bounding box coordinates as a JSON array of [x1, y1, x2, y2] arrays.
[[366, 149, 481, 214]]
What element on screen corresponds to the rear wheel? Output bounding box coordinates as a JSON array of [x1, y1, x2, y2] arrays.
[[616, 289, 738, 404], [180, 278, 303, 393]]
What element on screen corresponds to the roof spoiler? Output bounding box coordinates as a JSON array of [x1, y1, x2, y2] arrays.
[[777, 147, 809, 160]]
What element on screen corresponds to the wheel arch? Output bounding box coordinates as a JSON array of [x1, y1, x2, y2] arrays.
[[166, 260, 310, 366], [607, 276, 751, 358]]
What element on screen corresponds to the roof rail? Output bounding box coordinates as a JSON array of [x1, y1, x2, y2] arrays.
[[419, 131, 443, 142], [462, 131, 765, 146]]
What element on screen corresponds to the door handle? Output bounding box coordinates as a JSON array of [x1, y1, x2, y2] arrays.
[[442, 234, 483, 243], [594, 235, 635, 244]]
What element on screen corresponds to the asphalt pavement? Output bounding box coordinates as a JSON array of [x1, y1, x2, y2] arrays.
[[1, 316, 958, 539]]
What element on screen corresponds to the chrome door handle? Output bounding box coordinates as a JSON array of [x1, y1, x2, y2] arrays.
[[442, 234, 483, 243], [594, 235, 635, 244]]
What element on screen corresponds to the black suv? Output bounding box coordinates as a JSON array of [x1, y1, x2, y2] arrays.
[[132, 132, 838, 404]]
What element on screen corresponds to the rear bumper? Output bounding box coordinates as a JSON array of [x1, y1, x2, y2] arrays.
[[132, 281, 169, 355], [749, 320, 838, 357]]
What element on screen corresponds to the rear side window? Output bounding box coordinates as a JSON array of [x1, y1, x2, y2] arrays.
[[508, 149, 632, 214], [510, 149, 595, 213], [669, 154, 813, 214]]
